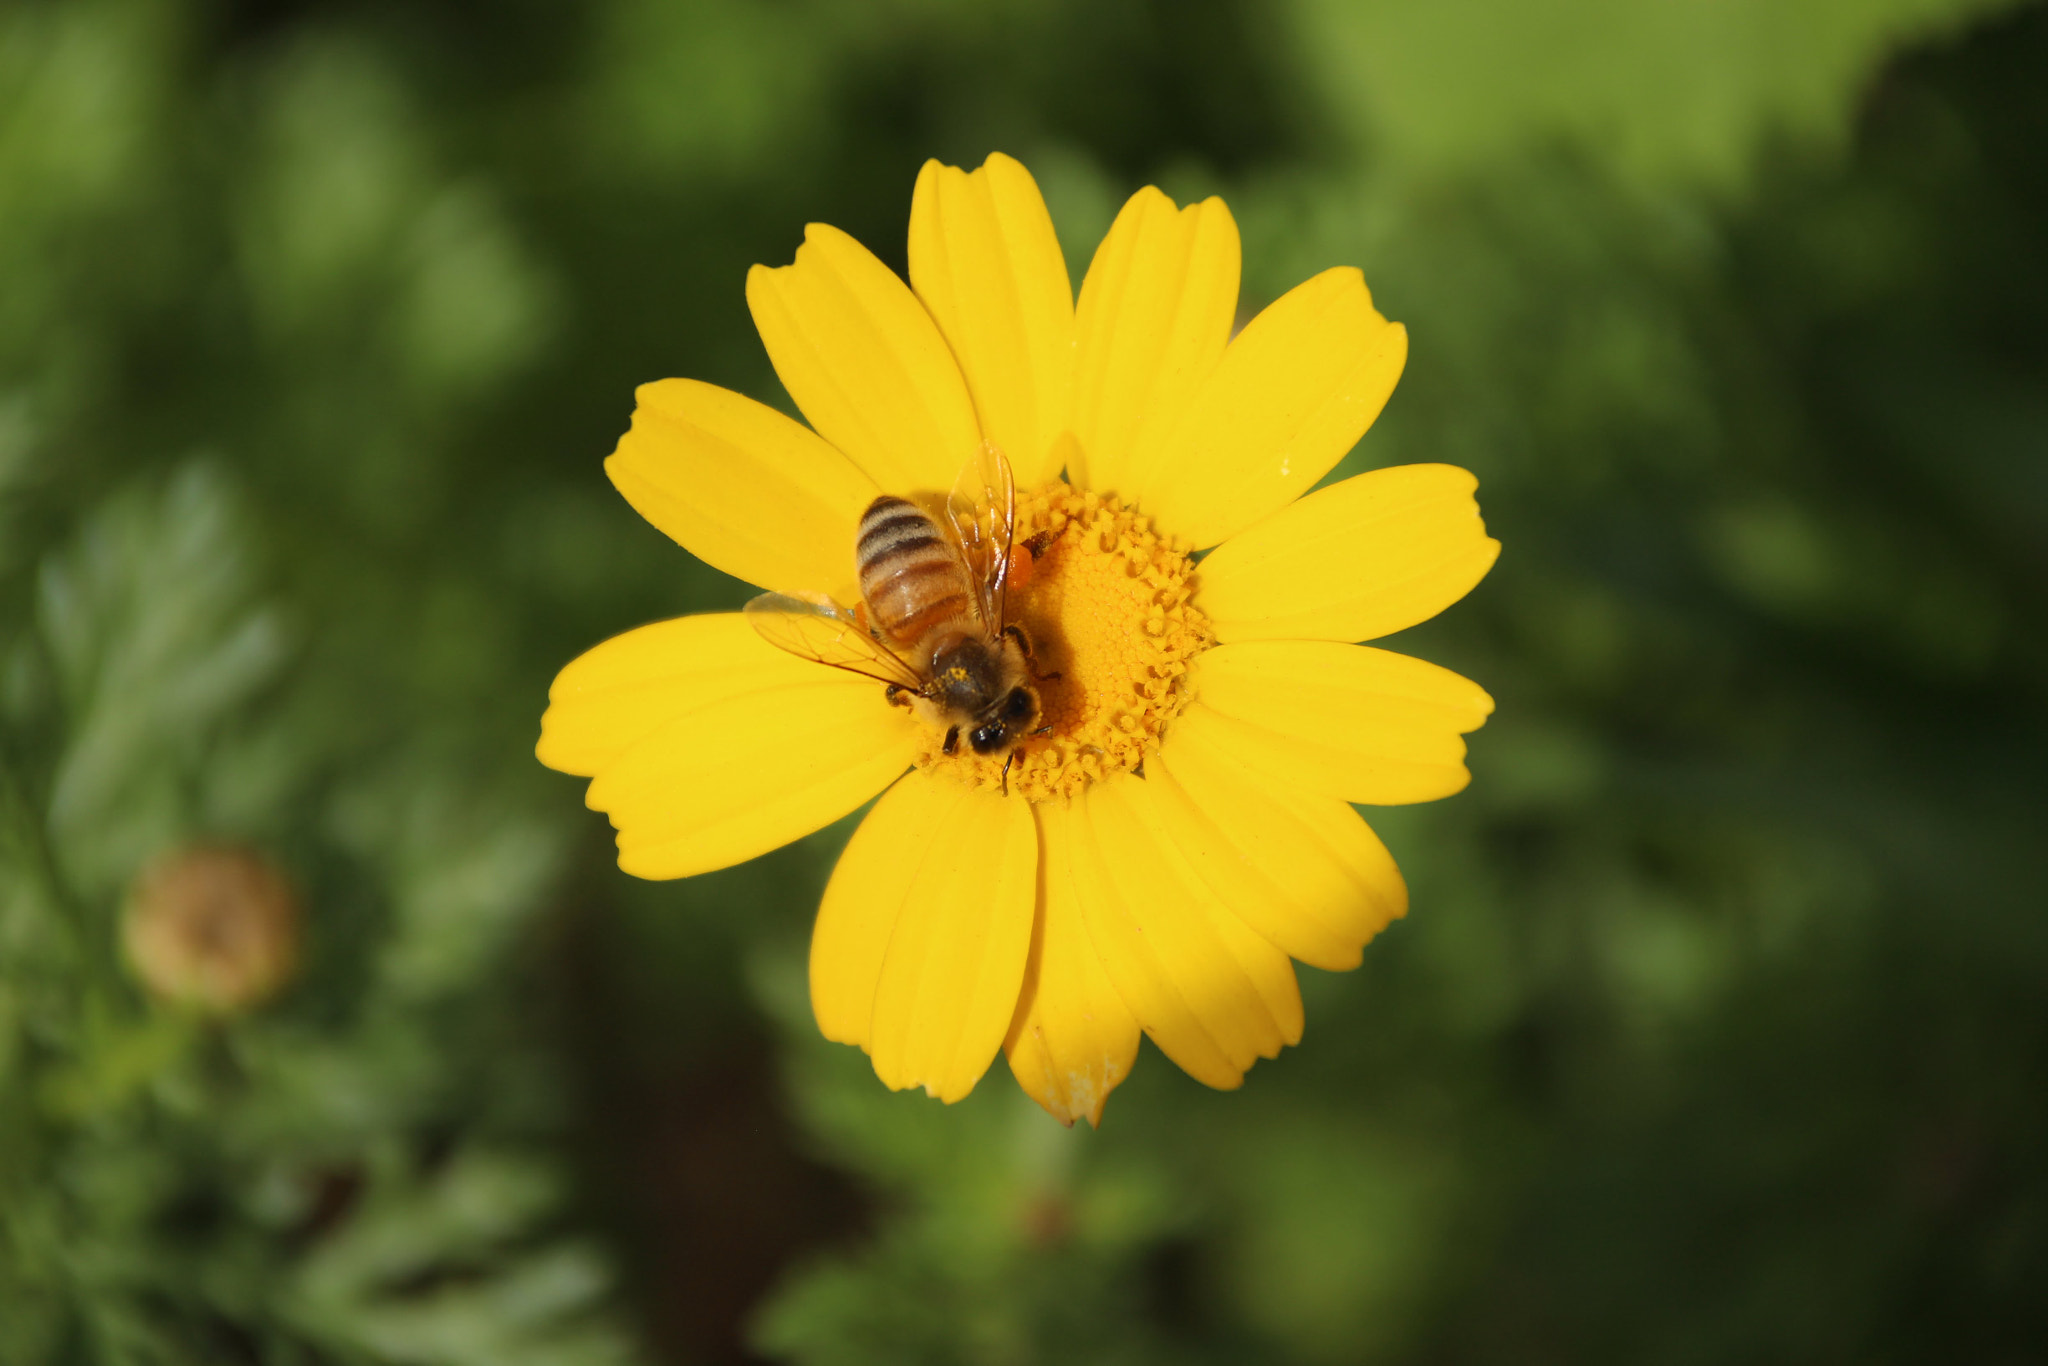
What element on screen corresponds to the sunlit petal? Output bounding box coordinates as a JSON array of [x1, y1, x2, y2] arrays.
[[1070, 187, 1239, 500], [606, 378, 876, 596], [910, 153, 1075, 486], [1004, 799, 1142, 1126], [540, 615, 917, 879], [1197, 464, 1500, 642], [1151, 717, 1408, 971], [812, 773, 1037, 1103], [1184, 640, 1494, 804], [748, 222, 982, 495], [1067, 773, 1301, 1090], [1142, 268, 1407, 549]]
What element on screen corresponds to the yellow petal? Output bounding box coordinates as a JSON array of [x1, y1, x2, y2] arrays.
[[538, 613, 784, 776], [747, 222, 983, 495], [1068, 774, 1301, 1090], [1003, 800, 1141, 1127], [1069, 187, 1239, 500], [810, 773, 1037, 1102], [548, 615, 917, 879], [1197, 464, 1501, 642], [809, 772, 937, 1048], [605, 378, 877, 595], [1151, 716, 1407, 971], [1184, 641, 1494, 805], [871, 785, 1038, 1102], [1142, 268, 1408, 549], [909, 154, 1075, 487]]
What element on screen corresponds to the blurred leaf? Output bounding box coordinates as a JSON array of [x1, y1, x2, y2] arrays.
[[37, 464, 288, 898], [1286, 0, 2028, 185]]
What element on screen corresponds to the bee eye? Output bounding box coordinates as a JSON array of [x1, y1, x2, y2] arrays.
[[1003, 688, 1034, 721], [969, 723, 1005, 754]]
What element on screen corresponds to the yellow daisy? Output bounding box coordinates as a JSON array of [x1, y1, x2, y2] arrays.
[[538, 153, 1498, 1126]]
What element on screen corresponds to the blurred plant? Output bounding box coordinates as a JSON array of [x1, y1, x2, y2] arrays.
[[0, 464, 643, 1363], [1, 0, 2043, 1362], [1284, 0, 2023, 187]]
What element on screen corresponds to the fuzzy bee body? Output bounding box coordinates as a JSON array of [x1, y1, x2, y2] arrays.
[[746, 445, 1049, 772], [855, 495, 974, 656]]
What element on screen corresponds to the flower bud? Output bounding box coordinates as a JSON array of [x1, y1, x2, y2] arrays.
[[123, 846, 300, 1013]]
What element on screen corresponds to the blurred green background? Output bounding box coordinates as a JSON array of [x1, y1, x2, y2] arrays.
[[4, 0, 2045, 1361]]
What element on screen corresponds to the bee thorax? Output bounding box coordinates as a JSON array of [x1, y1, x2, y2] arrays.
[[928, 636, 1007, 713]]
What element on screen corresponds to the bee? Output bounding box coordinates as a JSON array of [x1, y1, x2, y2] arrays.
[[746, 442, 1054, 787]]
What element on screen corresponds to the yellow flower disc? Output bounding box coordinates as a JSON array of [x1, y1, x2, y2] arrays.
[[915, 481, 1212, 800]]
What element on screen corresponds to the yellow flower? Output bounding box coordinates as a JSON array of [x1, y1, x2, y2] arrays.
[[538, 154, 1498, 1125]]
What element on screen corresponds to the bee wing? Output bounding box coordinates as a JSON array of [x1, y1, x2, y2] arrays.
[[946, 439, 1017, 629], [744, 591, 925, 690]]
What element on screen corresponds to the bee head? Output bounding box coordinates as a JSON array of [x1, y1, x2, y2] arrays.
[[968, 686, 1039, 755]]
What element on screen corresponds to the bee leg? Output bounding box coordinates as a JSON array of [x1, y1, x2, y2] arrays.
[[1031, 724, 1053, 737], [884, 684, 911, 709], [1000, 750, 1015, 796], [942, 725, 960, 756], [1003, 623, 1062, 682]]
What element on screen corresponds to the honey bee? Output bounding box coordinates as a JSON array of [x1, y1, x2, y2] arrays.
[[746, 442, 1053, 785]]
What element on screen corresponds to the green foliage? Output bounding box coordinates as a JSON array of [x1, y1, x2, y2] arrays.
[[0, 464, 636, 1363], [3, 0, 2044, 1362], [1285, 0, 2031, 185]]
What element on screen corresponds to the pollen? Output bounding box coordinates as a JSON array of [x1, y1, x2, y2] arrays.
[[915, 481, 1212, 801]]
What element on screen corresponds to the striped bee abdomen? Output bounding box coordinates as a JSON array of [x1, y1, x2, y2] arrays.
[[856, 495, 973, 646]]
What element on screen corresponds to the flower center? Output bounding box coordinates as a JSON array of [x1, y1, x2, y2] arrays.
[[914, 481, 1211, 801]]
